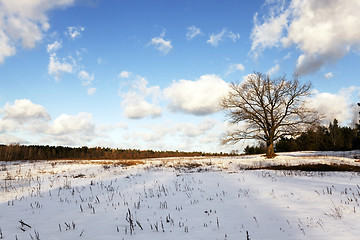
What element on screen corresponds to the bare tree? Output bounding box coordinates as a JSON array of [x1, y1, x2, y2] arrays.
[[220, 72, 320, 158]]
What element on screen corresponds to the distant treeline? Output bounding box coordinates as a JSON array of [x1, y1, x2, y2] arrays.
[[244, 120, 360, 154], [0, 144, 231, 161], [276, 119, 360, 152]]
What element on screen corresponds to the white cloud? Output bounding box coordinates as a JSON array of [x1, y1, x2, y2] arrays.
[[87, 87, 96, 95], [295, 54, 328, 75], [97, 122, 128, 133], [0, 134, 26, 145], [140, 124, 174, 142], [235, 63, 245, 71], [164, 74, 229, 115], [283, 52, 292, 60], [207, 29, 226, 46], [119, 118, 227, 152], [123, 99, 162, 119], [0, 30, 16, 63], [78, 70, 94, 86], [307, 87, 360, 124], [251, 11, 289, 58], [227, 31, 241, 42], [48, 53, 74, 81], [267, 64, 280, 76], [325, 72, 334, 79], [1, 99, 50, 123], [0, 0, 75, 63], [48, 112, 94, 135], [120, 76, 162, 119], [0, 99, 50, 134], [207, 28, 240, 46], [186, 25, 202, 40], [225, 63, 245, 75], [251, 0, 360, 75], [0, 98, 100, 146], [47, 40, 62, 53], [43, 112, 96, 146], [119, 71, 131, 78], [124, 119, 218, 151], [149, 32, 172, 55], [177, 119, 217, 137], [67, 26, 85, 40]]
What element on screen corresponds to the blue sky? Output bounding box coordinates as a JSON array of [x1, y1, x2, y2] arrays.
[[1, 0, 360, 153]]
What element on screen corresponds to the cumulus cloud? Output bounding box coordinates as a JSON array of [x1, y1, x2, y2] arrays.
[[0, 134, 27, 145], [47, 40, 62, 53], [1, 99, 50, 123], [307, 87, 360, 124], [251, 11, 288, 58], [48, 53, 74, 81], [97, 122, 128, 133], [0, 99, 100, 146], [127, 119, 219, 152], [47, 38, 76, 81], [78, 70, 94, 86], [251, 0, 360, 75], [267, 64, 280, 76], [119, 71, 131, 78], [120, 76, 162, 119], [325, 72, 334, 79], [123, 99, 162, 119], [207, 28, 240, 46], [149, 32, 172, 55], [225, 63, 245, 75], [0, 0, 75, 63], [0, 30, 16, 63], [119, 118, 226, 152], [0, 99, 50, 134], [177, 119, 217, 137], [44, 112, 96, 146], [186, 25, 202, 40], [164, 74, 229, 115], [67, 26, 85, 40], [48, 112, 94, 135]]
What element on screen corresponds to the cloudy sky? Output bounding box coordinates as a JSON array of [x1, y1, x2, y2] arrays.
[[1, 0, 360, 152]]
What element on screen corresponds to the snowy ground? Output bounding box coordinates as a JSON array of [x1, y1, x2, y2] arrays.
[[1, 151, 360, 240]]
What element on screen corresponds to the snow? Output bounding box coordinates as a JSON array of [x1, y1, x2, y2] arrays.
[[1, 151, 360, 239]]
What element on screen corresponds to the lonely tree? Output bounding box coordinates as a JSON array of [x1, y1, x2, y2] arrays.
[[221, 72, 320, 158]]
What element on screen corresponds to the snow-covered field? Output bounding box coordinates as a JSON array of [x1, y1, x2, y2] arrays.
[[1, 151, 360, 240]]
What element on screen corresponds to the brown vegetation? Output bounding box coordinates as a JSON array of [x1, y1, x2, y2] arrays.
[[260, 163, 360, 172]]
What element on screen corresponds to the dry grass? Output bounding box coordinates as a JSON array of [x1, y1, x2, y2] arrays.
[[53, 159, 146, 166], [260, 163, 360, 172]]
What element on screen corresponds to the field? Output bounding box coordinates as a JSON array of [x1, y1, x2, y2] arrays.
[[1, 151, 360, 240]]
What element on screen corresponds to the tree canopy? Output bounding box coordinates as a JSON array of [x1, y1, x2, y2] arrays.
[[221, 72, 320, 158], [275, 119, 360, 152]]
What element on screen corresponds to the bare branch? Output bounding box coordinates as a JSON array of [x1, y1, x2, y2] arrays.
[[220, 72, 321, 158]]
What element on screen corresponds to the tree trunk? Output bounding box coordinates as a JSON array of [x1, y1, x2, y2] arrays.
[[266, 141, 275, 158]]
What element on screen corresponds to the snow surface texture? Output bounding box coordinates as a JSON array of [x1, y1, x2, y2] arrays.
[[1, 151, 360, 240]]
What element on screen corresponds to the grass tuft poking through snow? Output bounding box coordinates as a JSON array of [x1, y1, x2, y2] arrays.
[[0, 151, 360, 239]]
